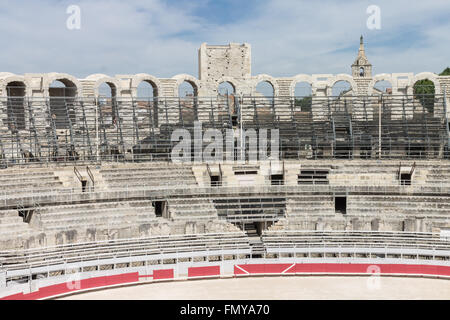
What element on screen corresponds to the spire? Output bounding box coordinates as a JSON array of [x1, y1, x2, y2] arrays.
[[359, 35, 365, 53], [352, 35, 372, 78]]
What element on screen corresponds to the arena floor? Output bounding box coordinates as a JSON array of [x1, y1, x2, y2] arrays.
[[57, 276, 450, 300]]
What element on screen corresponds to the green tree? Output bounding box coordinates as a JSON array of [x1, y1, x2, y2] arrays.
[[413, 79, 435, 113], [295, 96, 312, 112], [439, 67, 450, 76]]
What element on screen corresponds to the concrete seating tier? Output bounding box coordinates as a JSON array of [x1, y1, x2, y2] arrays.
[[0, 168, 64, 195], [286, 195, 335, 216], [168, 198, 218, 219], [0, 171, 56, 179], [0, 210, 37, 239], [212, 196, 286, 220], [347, 195, 450, 216], [38, 200, 157, 230], [0, 232, 250, 268], [425, 167, 450, 185], [261, 230, 450, 251], [100, 165, 198, 188], [0, 181, 63, 192]]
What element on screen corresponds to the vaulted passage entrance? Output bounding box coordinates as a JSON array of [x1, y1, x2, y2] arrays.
[[6, 82, 26, 131]]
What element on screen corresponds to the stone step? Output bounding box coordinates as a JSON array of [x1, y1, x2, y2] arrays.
[[41, 213, 157, 226], [39, 207, 155, 220], [0, 216, 24, 224], [38, 200, 155, 213], [0, 171, 56, 179]]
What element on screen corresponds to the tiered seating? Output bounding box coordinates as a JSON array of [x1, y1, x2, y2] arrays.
[[37, 200, 158, 231], [423, 164, 450, 186], [100, 164, 198, 189], [0, 209, 37, 241], [329, 163, 398, 186], [0, 168, 63, 196], [347, 195, 450, 217], [262, 230, 450, 254], [0, 232, 251, 270], [286, 194, 335, 216], [213, 195, 286, 221], [168, 198, 218, 220]]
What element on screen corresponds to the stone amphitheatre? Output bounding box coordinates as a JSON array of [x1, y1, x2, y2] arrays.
[[0, 38, 449, 300]]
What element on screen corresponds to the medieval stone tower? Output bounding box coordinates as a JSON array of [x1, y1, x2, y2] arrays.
[[198, 42, 252, 95], [352, 35, 372, 78], [351, 36, 373, 95]]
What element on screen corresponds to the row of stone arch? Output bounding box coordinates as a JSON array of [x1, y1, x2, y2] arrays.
[[287, 72, 441, 96], [0, 71, 442, 98]]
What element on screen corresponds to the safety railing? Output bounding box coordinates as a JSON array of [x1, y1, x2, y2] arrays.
[[1, 231, 449, 284]]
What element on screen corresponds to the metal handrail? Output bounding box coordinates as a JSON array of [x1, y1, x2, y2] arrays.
[[86, 165, 95, 189]]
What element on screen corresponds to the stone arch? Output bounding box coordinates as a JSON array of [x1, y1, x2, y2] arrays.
[[367, 73, 394, 95], [413, 72, 441, 94], [45, 73, 80, 130], [173, 74, 200, 97], [44, 73, 81, 97], [4, 77, 28, 131], [131, 73, 162, 97], [216, 76, 238, 95], [0, 75, 32, 97], [86, 74, 121, 97], [253, 74, 279, 97], [218, 81, 236, 95], [327, 74, 357, 96], [289, 74, 313, 96]]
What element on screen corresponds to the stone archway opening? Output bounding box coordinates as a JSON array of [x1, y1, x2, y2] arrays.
[[218, 81, 235, 96], [413, 79, 435, 114], [49, 79, 77, 130], [331, 80, 352, 97], [218, 81, 237, 125], [178, 80, 197, 98], [294, 81, 312, 112], [98, 82, 117, 128], [256, 81, 274, 98], [373, 80, 393, 96], [178, 81, 198, 125], [6, 81, 26, 131], [255, 81, 275, 123], [136, 80, 159, 128]]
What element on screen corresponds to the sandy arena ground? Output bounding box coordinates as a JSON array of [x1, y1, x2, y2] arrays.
[[57, 276, 450, 300]]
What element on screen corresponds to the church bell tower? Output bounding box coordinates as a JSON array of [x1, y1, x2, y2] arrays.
[[352, 35, 372, 78]]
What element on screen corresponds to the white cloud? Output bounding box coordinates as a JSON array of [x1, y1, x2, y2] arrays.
[[0, 0, 448, 79]]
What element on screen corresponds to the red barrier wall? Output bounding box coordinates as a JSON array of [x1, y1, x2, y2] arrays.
[[2, 263, 450, 300], [188, 266, 220, 278], [152, 269, 174, 280], [234, 264, 295, 274], [234, 263, 450, 277], [1, 272, 139, 300]]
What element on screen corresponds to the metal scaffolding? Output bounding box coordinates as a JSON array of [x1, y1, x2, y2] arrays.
[[0, 93, 448, 166]]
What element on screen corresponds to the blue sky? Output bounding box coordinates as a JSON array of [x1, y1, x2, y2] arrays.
[[0, 0, 449, 78]]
